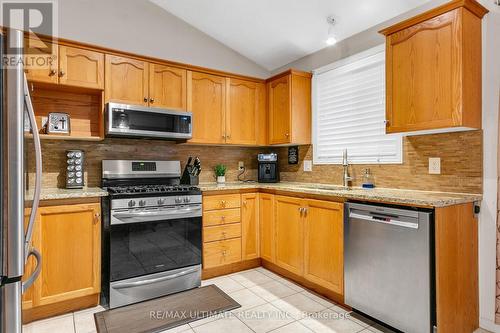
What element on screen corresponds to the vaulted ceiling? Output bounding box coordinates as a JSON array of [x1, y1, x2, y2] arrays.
[[150, 0, 431, 71]]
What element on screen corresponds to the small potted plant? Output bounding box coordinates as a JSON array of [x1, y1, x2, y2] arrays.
[[214, 164, 227, 185]]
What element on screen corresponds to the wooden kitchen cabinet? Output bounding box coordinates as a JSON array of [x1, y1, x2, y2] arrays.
[[380, 1, 488, 133], [303, 200, 344, 294], [59, 46, 104, 89], [188, 71, 226, 144], [22, 202, 101, 323], [241, 193, 259, 260], [259, 193, 275, 263], [225, 79, 263, 145], [275, 195, 304, 276], [105, 54, 149, 105], [24, 37, 59, 84], [149, 63, 187, 110], [267, 70, 311, 145]]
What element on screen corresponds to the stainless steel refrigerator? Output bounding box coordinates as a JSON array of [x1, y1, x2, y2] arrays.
[[0, 29, 43, 333]]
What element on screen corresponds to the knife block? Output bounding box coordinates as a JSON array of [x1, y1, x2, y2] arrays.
[[180, 166, 199, 185]]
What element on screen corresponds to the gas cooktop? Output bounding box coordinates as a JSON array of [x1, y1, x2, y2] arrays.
[[106, 184, 200, 196]]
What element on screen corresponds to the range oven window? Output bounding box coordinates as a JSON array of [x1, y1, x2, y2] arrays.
[[111, 108, 191, 134], [110, 216, 201, 282]]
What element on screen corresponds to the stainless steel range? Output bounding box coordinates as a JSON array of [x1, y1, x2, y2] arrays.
[[101, 160, 202, 309]]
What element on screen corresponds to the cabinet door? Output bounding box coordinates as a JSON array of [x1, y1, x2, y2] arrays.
[[226, 79, 258, 145], [275, 196, 303, 275], [303, 200, 344, 294], [187, 71, 226, 144], [241, 193, 259, 260], [386, 10, 460, 133], [32, 203, 101, 307], [105, 55, 148, 105], [268, 75, 291, 144], [24, 38, 58, 84], [259, 193, 275, 263], [149, 64, 187, 110], [59, 46, 104, 89]]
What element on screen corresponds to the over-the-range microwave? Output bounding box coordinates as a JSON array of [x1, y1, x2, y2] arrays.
[[105, 102, 192, 140]]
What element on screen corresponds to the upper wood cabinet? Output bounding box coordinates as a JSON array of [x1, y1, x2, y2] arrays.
[[25, 39, 104, 89], [380, 1, 488, 134], [267, 70, 311, 145], [303, 200, 344, 294], [59, 46, 104, 89], [275, 195, 304, 276], [105, 55, 149, 105], [241, 193, 259, 260], [24, 38, 59, 84], [226, 79, 260, 145], [188, 71, 226, 144], [149, 63, 187, 110]]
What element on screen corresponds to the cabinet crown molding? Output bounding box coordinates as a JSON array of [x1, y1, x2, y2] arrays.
[[379, 0, 488, 36]]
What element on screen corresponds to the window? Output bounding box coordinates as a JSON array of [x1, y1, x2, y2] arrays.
[[312, 45, 402, 164]]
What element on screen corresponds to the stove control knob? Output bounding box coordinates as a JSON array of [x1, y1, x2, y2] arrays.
[[158, 198, 166, 205], [128, 200, 136, 208], [183, 197, 191, 203], [139, 200, 146, 207], [175, 197, 182, 204]]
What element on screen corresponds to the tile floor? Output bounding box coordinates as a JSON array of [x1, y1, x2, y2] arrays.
[[23, 267, 492, 333]]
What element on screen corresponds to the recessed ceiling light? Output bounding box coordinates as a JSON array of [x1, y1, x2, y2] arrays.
[[325, 16, 337, 46]]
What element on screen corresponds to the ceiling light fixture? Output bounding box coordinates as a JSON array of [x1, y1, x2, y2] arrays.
[[325, 16, 337, 46]]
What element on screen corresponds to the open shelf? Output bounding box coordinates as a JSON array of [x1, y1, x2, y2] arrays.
[[29, 82, 104, 141]]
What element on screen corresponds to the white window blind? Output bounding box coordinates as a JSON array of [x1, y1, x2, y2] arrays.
[[312, 45, 402, 164]]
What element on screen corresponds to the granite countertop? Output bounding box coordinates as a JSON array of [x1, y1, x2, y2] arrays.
[[26, 187, 109, 201], [199, 181, 482, 208]]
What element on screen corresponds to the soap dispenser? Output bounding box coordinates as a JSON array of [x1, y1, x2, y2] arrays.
[[362, 168, 374, 189]]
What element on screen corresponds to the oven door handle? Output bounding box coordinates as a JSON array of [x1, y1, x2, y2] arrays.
[[113, 206, 201, 220], [111, 267, 199, 290]]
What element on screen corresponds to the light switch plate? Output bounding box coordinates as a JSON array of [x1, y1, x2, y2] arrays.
[[429, 157, 441, 174], [303, 160, 312, 172], [238, 161, 244, 171]]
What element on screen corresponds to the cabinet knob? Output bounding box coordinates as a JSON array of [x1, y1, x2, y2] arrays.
[[384, 120, 390, 126], [222, 250, 227, 256], [285, 133, 289, 137], [49, 69, 57, 76], [221, 200, 226, 207], [59, 70, 65, 77], [94, 213, 100, 224], [150, 98, 154, 103], [226, 134, 231, 139], [144, 97, 148, 102]]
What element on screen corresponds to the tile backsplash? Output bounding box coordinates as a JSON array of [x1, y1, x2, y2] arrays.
[[27, 130, 483, 194]]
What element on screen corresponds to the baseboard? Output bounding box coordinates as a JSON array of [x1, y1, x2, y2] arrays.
[[202, 258, 262, 279], [22, 294, 99, 324]]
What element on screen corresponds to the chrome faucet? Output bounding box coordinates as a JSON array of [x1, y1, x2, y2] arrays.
[[342, 149, 353, 189]]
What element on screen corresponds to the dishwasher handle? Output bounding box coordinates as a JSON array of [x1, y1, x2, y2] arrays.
[[349, 212, 419, 229]]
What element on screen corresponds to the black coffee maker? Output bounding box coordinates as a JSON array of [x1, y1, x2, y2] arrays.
[[258, 153, 279, 183]]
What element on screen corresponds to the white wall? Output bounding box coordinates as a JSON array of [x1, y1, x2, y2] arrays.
[[479, 0, 500, 331], [55, 0, 270, 78]]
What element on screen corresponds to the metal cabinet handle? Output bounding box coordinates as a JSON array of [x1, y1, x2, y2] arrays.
[[285, 133, 289, 137], [59, 70, 65, 77], [49, 69, 56, 76], [94, 213, 101, 224], [150, 98, 154, 103], [144, 97, 148, 102]]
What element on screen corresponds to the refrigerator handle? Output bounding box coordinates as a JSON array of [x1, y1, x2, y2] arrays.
[[21, 248, 41, 293], [22, 73, 42, 263]]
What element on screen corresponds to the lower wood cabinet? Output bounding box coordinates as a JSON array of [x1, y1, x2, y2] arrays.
[[303, 200, 343, 294], [259, 193, 275, 263], [22, 202, 101, 322], [275, 196, 304, 276], [241, 193, 259, 260]]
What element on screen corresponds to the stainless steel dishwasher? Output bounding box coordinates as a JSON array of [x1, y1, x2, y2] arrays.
[[344, 202, 435, 333]]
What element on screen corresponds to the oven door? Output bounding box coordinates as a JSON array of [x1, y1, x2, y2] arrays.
[[106, 102, 192, 140], [109, 204, 202, 283]]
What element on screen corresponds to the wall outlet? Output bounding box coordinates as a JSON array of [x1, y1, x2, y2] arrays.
[[428, 157, 441, 174], [303, 160, 312, 172], [238, 161, 244, 171]]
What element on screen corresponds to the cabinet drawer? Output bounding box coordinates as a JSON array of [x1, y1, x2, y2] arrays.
[[204, 223, 241, 243], [203, 238, 242, 268], [203, 209, 240, 226], [203, 195, 241, 211]]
